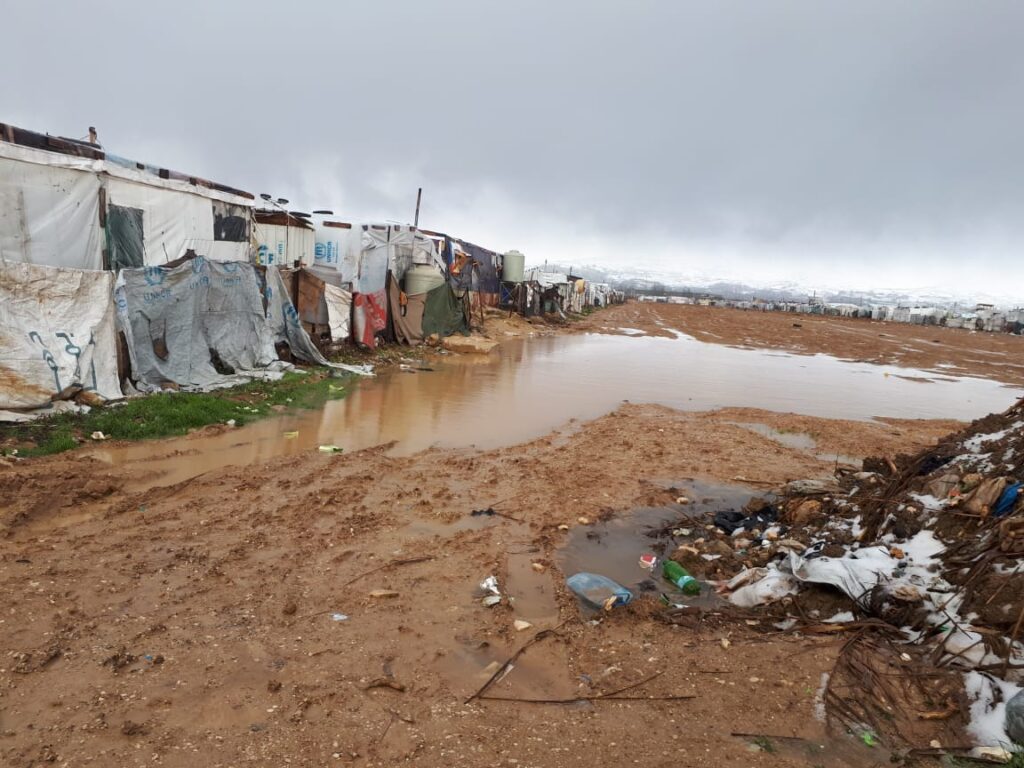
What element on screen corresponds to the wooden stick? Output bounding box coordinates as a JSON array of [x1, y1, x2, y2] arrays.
[[478, 692, 696, 704], [1002, 604, 1024, 677], [341, 556, 434, 588], [464, 628, 562, 704]]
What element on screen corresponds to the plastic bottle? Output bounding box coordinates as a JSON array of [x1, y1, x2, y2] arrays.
[[566, 573, 633, 611], [662, 560, 701, 596]]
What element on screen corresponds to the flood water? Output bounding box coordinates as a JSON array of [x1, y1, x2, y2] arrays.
[[89, 331, 1023, 486]]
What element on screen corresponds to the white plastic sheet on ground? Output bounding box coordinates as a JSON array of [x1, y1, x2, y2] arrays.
[[726, 530, 949, 609], [726, 565, 798, 608], [0, 262, 121, 409]]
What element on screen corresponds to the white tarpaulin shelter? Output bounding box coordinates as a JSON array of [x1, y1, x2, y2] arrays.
[[117, 256, 280, 390], [311, 220, 363, 282], [0, 143, 105, 269], [116, 258, 370, 391], [255, 214, 316, 267], [0, 136, 254, 271], [0, 261, 121, 409]]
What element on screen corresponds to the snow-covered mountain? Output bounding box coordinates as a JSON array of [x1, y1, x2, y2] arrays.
[[531, 263, 1022, 309]]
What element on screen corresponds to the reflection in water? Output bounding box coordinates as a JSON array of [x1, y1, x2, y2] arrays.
[[90, 332, 1023, 488]]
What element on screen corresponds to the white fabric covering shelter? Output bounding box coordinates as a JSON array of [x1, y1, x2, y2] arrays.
[[0, 261, 121, 409]]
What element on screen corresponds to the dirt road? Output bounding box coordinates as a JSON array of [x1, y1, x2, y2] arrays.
[[574, 302, 1024, 385], [0, 302, 1011, 767]]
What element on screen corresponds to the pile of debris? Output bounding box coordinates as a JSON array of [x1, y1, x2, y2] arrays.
[[667, 398, 1024, 758]]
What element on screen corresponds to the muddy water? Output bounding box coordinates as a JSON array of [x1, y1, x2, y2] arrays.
[[558, 481, 755, 606], [732, 422, 863, 467], [89, 332, 1023, 487]]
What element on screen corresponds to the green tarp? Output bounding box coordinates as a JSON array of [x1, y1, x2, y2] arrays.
[[422, 283, 468, 339]]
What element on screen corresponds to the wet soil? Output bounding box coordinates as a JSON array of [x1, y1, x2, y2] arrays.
[[0, 304, 1012, 767], [0, 400, 964, 767]]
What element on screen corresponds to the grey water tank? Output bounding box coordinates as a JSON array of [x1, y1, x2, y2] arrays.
[[502, 250, 525, 283], [404, 264, 445, 296]]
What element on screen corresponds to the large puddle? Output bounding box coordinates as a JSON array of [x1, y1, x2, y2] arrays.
[[89, 332, 1023, 486]]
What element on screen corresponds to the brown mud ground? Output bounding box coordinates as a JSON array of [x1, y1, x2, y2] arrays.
[[574, 301, 1024, 385], [0, 303, 1005, 767]]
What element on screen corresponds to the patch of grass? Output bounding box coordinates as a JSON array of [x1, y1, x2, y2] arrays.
[[0, 370, 353, 458]]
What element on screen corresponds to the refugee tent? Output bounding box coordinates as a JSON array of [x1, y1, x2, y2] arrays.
[[0, 261, 121, 411], [116, 256, 282, 390], [0, 122, 255, 271], [254, 210, 316, 266], [311, 219, 363, 282], [339, 225, 441, 348], [0, 141, 104, 269], [116, 256, 366, 392], [279, 265, 353, 351]]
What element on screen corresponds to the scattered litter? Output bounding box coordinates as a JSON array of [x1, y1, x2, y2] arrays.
[[557, 524, 570, 531], [368, 589, 399, 599], [318, 444, 343, 453], [993, 482, 1022, 518], [513, 620, 533, 632], [283, 431, 299, 439], [662, 560, 701, 595], [226, 419, 236, 427], [531, 562, 546, 573], [566, 573, 632, 611], [577, 516, 591, 525], [675, 496, 690, 505], [479, 576, 502, 607], [90, 431, 108, 440], [638, 553, 657, 571], [857, 728, 878, 747], [331, 613, 349, 622]]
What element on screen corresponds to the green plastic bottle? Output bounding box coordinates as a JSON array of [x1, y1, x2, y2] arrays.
[[662, 560, 701, 596]]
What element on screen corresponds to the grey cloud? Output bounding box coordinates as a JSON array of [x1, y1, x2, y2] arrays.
[[4, 1, 1023, 297]]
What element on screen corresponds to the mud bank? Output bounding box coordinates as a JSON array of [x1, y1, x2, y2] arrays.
[[0, 399, 966, 768]]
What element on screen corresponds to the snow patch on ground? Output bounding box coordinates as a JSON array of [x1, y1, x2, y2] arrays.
[[963, 671, 1023, 748]]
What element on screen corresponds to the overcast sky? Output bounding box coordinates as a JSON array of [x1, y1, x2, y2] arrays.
[[5, 2, 1023, 300]]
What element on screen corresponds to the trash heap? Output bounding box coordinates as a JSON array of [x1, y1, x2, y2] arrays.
[[668, 398, 1024, 757]]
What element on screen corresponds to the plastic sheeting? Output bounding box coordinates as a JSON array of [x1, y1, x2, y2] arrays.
[[117, 257, 279, 389], [0, 153, 104, 269], [323, 283, 352, 342], [0, 262, 120, 409], [422, 282, 468, 339], [311, 221, 363, 281], [352, 227, 390, 349], [104, 177, 250, 265], [255, 221, 316, 266], [0, 140, 253, 269], [262, 267, 369, 376], [387, 273, 427, 345]]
